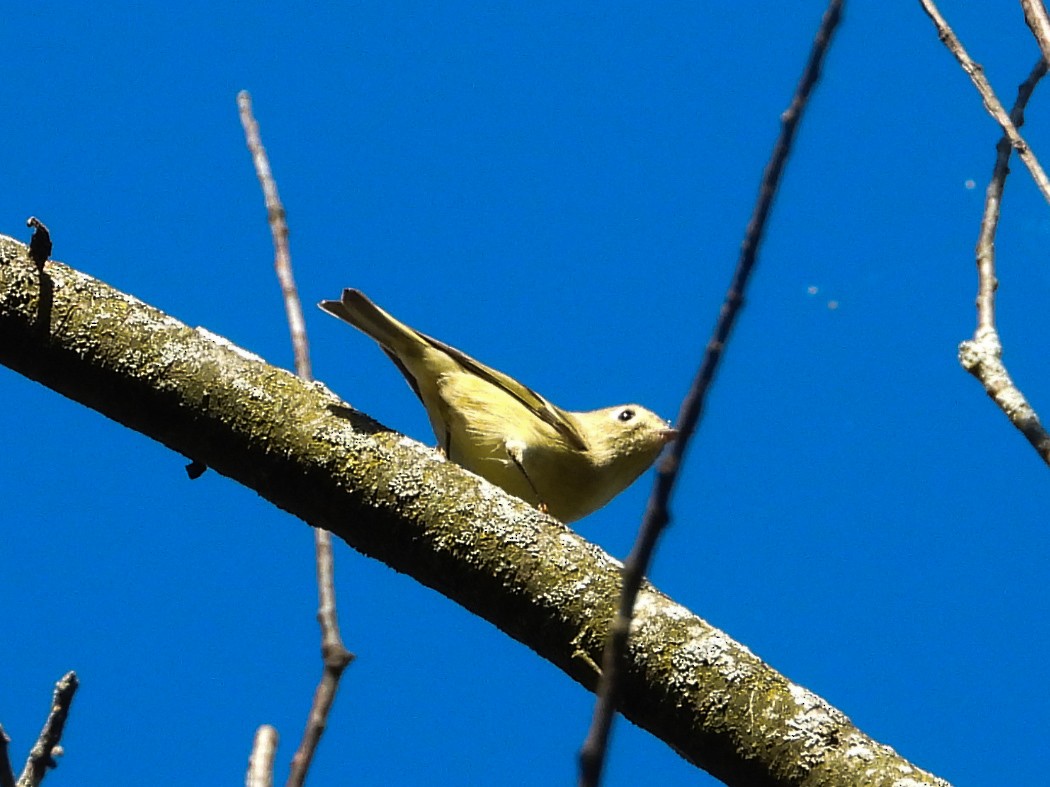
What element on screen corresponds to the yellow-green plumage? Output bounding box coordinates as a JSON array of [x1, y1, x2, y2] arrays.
[[319, 289, 675, 522]]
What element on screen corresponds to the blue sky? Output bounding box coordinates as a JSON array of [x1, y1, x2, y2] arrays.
[[3, 3, 1049, 785]]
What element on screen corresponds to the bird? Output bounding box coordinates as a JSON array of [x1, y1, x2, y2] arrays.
[[319, 289, 676, 522]]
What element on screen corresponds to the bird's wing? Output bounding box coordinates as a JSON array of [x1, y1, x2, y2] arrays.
[[320, 289, 589, 452], [420, 330, 589, 452]]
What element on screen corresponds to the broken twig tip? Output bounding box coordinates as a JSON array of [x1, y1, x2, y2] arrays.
[[26, 216, 52, 267]]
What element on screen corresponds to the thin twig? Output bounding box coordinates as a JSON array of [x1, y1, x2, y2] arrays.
[[237, 91, 355, 787], [958, 60, 1050, 465], [246, 726, 279, 787], [1020, 0, 1050, 63], [16, 672, 77, 787], [0, 725, 14, 787], [576, 2, 846, 785], [287, 530, 354, 787], [919, 0, 1050, 205], [238, 91, 313, 381], [975, 60, 1046, 333]]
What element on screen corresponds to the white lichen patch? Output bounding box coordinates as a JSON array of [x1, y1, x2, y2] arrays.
[[558, 570, 596, 600], [671, 627, 752, 680], [194, 327, 266, 363], [396, 433, 437, 456], [843, 740, 878, 761], [552, 531, 622, 570], [384, 465, 427, 502], [229, 374, 275, 402], [107, 288, 176, 323], [314, 421, 365, 448], [783, 682, 850, 747], [306, 379, 347, 404], [629, 591, 663, 630], [464, 475, 527, 521], [786, 682, 843, 720]]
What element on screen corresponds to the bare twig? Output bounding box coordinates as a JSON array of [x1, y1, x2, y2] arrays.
[[286, 529, 354, 787], [577, 2, 846, 784], [238, 91, 313, 381], [16, 672, 77, 787], [974, 60, 1046, 334], [919, 0, 1050, 205], [0, 725, 14, 787], [958, 60, 1050, 465], [1020, 0, 1050, 63], [237, 90, 355, 787], [246, 726, 279, 787]]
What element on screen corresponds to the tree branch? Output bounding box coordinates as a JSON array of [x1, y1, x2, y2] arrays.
[[579, 2, 845, 784], [15, 672, 77, 787], [0, 725, 14, 787], [1020, 0, 1050, 64], [0, 237, 948, 786], [237, 91, 312, 381], [958, 59, 1050, 465], [237, 89, 355, 787], [919, 0, 1050, 205], [246, 726, 278, 787]]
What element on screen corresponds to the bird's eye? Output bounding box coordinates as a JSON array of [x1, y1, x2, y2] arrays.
[[618, 408, 635, 423]]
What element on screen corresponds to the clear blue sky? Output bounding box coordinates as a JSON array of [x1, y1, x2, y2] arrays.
[[3, 3, 1048, 785]]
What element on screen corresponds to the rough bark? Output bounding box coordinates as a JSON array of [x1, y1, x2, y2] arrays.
[[0, 235, 948, 787]]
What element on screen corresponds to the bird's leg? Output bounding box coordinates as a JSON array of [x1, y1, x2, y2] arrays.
[[505, 440, 548, 513]]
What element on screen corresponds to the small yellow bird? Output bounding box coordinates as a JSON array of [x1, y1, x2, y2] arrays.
[[319, 289, 676, 522]]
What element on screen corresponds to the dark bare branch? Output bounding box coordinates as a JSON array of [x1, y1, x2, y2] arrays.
[[0, 725, 14, 787], [579, 3, 846, 784]]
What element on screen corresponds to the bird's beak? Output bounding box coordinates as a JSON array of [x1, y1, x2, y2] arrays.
[[660, 428, 678, 444]]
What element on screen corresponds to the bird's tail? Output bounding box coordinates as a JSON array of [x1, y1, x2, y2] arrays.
[[319, 289, 425, 358]]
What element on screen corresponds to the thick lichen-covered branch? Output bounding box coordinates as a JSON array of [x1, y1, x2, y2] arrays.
[[0, 236, 947, 786]]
